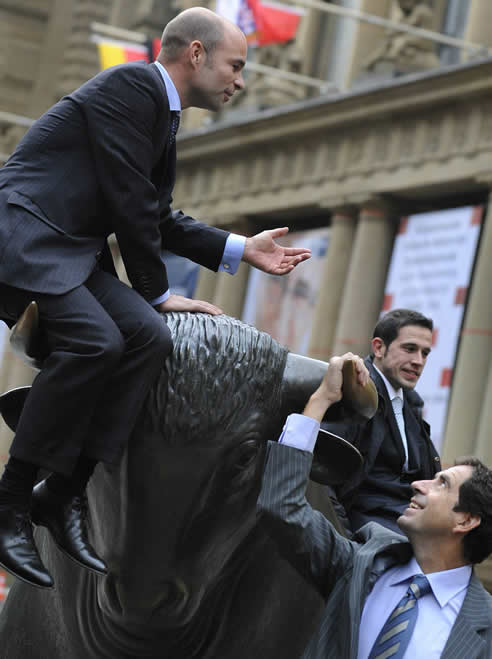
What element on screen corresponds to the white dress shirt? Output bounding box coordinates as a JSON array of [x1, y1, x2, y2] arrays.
[[373, 364, 409, 470]]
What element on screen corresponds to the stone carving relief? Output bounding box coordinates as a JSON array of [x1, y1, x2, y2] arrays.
[[232, 43, 307, 111], [364, 0, 439, 76]]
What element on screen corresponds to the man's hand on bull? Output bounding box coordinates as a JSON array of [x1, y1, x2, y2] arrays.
[[156, 294, 223, 315], [242, 227, 312, 275], [303, 353, 370, 422]]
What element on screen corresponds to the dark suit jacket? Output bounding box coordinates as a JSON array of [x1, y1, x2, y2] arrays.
[[0, 61, 228, 299], [258, 441, 492, 659], [322, 356, 441, 533]]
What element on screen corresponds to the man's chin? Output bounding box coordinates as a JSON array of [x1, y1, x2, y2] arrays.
[[397, 510, 408, 529]]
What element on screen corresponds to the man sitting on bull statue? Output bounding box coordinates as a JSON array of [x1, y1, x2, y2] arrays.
[[259, 354, 492, 658], [0, 6, 312, 589]]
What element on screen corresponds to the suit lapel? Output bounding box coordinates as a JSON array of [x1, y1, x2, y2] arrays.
[[441, 574, 490, 658], [368, 363, 407, 467]]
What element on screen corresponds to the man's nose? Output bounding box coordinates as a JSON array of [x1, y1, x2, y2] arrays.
[[411, 479, 427, 493], [412, 351, 425, 365], [235, 73, 245, 90]]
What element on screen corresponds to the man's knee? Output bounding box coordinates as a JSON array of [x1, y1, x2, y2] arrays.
[[98, 326, 126, 368], [147, 314, 173, 359]]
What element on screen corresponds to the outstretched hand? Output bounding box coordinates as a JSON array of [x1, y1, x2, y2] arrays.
[[156, 294, 223, 316], [242, 227, 311, 275]]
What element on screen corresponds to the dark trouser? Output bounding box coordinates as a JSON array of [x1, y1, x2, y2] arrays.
[[0, 269, 172, 475]]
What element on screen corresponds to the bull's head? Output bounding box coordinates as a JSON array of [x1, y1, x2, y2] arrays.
[[1, 310, 373, 658]]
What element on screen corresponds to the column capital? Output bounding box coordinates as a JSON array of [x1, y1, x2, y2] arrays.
[[357, 195, 396, 217], [320, 194, 395, 216], [331, 204, 359, 221]]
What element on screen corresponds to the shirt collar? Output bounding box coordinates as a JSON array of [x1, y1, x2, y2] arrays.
[[373, 364, 403, 404], [154, 61, 181, 112], [389, 557, 472, 608]]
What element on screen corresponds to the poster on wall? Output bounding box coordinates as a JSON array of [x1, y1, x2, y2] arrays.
[[242, 227, 330, 354], [382, 205, 483, 450]]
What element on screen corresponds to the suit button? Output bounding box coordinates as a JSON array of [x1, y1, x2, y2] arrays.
[[223, 263, 230, 270], [96, 251, 102, 260]]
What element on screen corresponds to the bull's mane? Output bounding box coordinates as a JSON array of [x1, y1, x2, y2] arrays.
[[146, 312, 288, 446]]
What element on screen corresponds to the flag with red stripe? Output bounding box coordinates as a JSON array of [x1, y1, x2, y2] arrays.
[[216, 0, 303, 46]]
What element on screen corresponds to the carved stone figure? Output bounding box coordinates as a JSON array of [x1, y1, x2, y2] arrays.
[[365, 0, 439, 75], [0, 312, 373, 658]]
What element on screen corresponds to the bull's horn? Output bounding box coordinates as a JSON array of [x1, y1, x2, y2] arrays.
[[9, 301, 43, 370], [281, 353, 378, 420], [281, 352, 328, 412]]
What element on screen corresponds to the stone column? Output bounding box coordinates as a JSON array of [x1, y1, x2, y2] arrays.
[[213, 263, 250, 320], [307, 207, 357, 361], [345, 0, 394, 87], [332, 198, 395, 357], [463, 1, 492, 55], [442, 196, 492, 462]]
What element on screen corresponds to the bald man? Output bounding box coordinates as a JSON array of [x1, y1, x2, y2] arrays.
[[0, 8, 311, 589]]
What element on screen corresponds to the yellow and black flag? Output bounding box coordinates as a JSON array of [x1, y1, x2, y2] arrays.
[[92, 35, 161, 70]]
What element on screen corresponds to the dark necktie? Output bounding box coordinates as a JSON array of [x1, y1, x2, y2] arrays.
[[368, 574, 432, 659], [169, 111, 180, 145]]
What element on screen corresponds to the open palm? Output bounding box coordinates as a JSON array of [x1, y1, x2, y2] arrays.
[[242, 227, 311, 275]]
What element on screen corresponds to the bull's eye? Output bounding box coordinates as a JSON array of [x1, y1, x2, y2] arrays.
[[224, 439, 262, 499]]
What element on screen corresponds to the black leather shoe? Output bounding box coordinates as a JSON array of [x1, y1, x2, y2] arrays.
[[0, 506, 54, 588], [31, 481, 107, 575]]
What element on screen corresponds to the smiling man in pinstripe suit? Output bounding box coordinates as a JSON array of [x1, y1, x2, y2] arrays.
[[258, 353, 492, 658]]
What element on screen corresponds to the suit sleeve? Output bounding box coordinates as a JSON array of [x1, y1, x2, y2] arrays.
[[82, 66, 169, 301], [159, 208, 230, 272], [257, 441, 357, 599]]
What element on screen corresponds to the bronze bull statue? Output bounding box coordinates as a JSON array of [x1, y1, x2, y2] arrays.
[[0, 311, 375, 658]]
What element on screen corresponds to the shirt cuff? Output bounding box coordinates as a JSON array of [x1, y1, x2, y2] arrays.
[[218, 234, 245, 275], [278, 414, 320, 453], [150, 289, 170, 306]]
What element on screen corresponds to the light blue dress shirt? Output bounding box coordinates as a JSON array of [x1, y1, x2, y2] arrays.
[[358, 556, 471, 658], [278, 414, 471, 658], [150, 61, 245, 306]]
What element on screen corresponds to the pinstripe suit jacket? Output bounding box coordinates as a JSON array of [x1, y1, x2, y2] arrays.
[[258, 441, 492, 658], [0, 61, 228, 300]]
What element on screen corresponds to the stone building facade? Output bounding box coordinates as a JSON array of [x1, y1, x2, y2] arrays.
[[1, 0, 492, 587]]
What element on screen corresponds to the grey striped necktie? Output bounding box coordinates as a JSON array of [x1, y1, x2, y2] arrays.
[[169, 111, 180, 145], [368, 574, 431, 659], [392, 395, 408, 469]]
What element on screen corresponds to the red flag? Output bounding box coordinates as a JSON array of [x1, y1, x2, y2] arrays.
[[247, 0, 303, 46]]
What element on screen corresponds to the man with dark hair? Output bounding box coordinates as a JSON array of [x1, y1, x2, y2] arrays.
[[258, 355, 492, 658], [0, 6, 311, 589], [322, 308, 440, 535]]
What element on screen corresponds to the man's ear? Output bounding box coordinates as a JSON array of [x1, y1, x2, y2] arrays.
[[371, 337, 385, 359], [189, 40, 205, 68], [454, 512, 481, 536]]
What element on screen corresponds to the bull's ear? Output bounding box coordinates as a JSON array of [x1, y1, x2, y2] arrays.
[[10, 301, 43, 370], [0, 386, 31, 432]]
